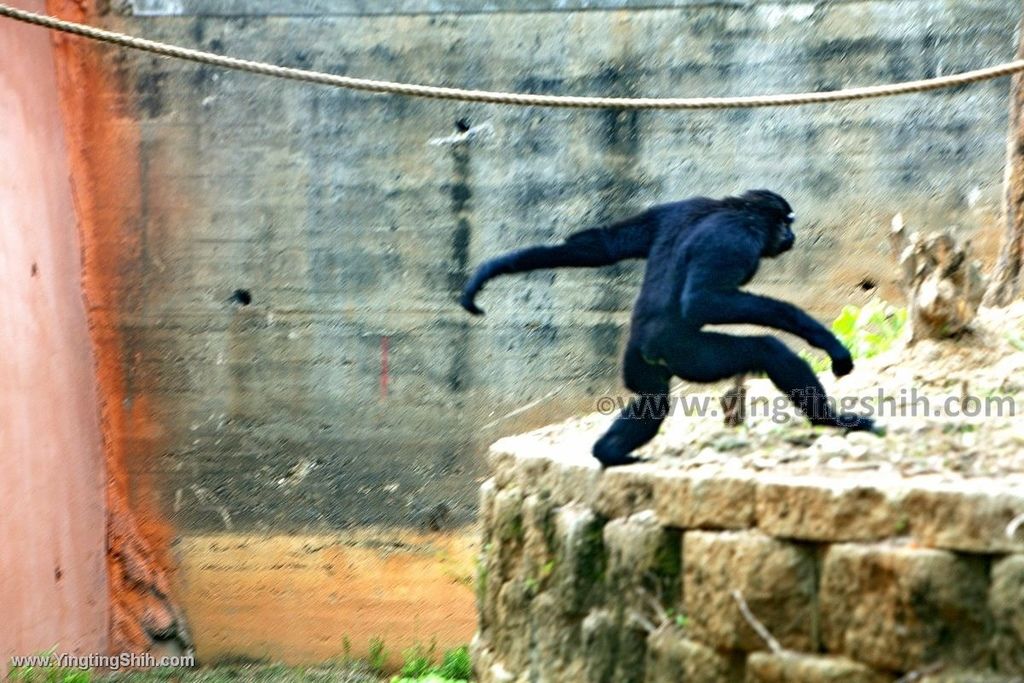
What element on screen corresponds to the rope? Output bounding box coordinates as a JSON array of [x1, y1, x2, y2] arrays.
[[2, 1, 1023, 110]]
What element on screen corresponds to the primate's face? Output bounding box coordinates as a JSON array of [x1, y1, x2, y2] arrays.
[[743, 190, 795, 257], [767, 211, 796, 257]]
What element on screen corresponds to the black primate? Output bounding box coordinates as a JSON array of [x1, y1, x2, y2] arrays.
[[460, 190, 874, 467]]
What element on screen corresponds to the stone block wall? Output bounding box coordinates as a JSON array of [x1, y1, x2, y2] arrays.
[[472, 440, 1024, 682]]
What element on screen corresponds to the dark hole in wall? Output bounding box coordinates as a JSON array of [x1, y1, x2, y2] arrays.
[[858, 278, 877, 291], [230, 288, 253, 306], [455, 118, 471, 133]]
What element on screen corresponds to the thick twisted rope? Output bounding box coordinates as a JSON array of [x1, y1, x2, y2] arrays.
[[2, 1, 1022, 110]]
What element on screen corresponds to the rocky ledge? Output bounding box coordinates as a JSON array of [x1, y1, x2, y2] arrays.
[[470, 432, 1024, 683]]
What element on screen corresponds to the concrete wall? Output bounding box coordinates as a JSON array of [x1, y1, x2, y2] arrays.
[[89, 0, 1016, 530], [0, 0, 108, 667], [55, 0, 1018, 663]]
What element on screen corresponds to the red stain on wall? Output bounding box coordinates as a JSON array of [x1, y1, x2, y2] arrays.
[[0, 1, 108, 666], [381, 335, 390, 398], [45, 0, 190, 654]]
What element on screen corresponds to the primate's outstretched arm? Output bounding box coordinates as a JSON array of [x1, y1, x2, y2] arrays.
[[678, 245, 853, 376], [460, 214, 654, 315], [682, 290, 852, 375]]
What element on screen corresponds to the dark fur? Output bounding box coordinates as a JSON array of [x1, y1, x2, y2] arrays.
[[460, 190, 874, 467]]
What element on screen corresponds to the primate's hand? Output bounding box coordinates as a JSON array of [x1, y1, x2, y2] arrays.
[[459, 289, 485, 316], [830, 347, 854, 377]]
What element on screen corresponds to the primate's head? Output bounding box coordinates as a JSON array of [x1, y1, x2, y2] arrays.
[[739, 189, 796, 258]]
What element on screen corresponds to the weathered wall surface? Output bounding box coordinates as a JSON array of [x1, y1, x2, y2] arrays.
[[0, 0, 108, 666], [54, 0, 1019, 663], [474, 437, 1024, 682], [88, 0, 1017, 532]]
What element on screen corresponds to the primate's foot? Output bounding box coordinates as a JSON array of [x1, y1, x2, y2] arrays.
[[592, 439, 644, 468], [593, 452, 643, 468], [836, 413, 876, 433]]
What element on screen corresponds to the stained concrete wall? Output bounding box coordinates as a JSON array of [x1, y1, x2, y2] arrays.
[[89, 0, 1017, 530], [55, 0, 1018, 663], [0, 0, 108, 667]]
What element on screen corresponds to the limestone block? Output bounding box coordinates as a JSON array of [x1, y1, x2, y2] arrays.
[[902, 479, 1024, 553], [550, 504, 606, 616], [488, 438, 602, 507], [990, 554, 1024, 675], [756, 474, 904, 542], [488, 446, 519, 489], [644, 625, 741, 683], [492, 579, 532, 673], [611, 620, 650, 683], [492, 487, 525, 548], [521, 492, 558, 572], [476, 541, 498, 634], [594, 464, 660, 519], [470, 634, 519, 683], [604, 510, 683, 607], [918, 672, 1024, 683], [521, 451, 601, 508], [654, 468, 757, 530], [746, 652, 891, 683], [480, 478, 498, 543], [526, 592, 589, 683], [581, 608, 618, 683], [491, 487, 526, 583], [683, 530, 818, 652], [820, 543, 989, 671]]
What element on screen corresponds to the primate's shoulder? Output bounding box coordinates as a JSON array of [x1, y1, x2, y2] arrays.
[[649, 196, 722, 228]]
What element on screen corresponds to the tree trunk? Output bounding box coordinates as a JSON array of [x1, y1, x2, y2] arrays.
[[985, 15, 1024, 306], [891, 215, 985, 341]]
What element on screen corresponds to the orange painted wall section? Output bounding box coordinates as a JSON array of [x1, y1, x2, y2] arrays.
[[0, 0, 108, 666]]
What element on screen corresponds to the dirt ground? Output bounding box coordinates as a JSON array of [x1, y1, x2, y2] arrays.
[[173, 530, 478, 670]]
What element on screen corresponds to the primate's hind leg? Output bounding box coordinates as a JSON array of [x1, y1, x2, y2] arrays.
[[658, 333, 873, 431], [592, 395, 670, 467], [592, 349, 671, 468]]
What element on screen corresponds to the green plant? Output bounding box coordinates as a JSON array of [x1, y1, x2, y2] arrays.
[[539, 559, 556, 579], [664, 608, 689, 630], [831, 300, 907, 359], [7, 664, 91, 682], [802, 299, 907, 372], [398, 642, 437, 678], [341, 636, 352, 663], [389, 645, 471, 683], [436, 647, 471, 680], [367, 637, 388, 673]]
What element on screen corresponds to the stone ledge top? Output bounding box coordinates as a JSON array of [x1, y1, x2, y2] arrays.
[[488, 429, 1024, 554]]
